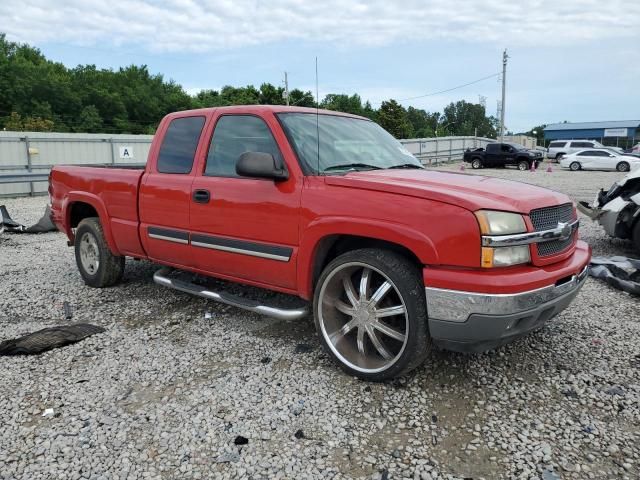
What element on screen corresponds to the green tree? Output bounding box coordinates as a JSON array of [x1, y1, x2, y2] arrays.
[[406, 107, 439, 138], [524, 124, 546, 144], [288, 88, 315, 107], [4, 112, 24, 130], [76, 105, 103, 132], [321, 93, 365, 116], [440, 100, 497, 138], [377, 100, 413, 139], [259, 83, 285, 105]]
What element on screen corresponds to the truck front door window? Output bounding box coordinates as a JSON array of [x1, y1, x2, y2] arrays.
[[205, 115, 284, 177], [156, 116, 205, 174]]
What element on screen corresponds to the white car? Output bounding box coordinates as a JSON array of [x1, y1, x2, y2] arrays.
[[547, 140, 624, 160], [560, 149, 640, 172]]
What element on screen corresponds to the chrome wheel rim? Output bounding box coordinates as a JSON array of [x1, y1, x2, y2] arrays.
[[318, 262, 409, 374], [472, 159, 480, 169], [79, 232, 100, 275], [570, 162, 579, 171], [518, 162, 527, 171], [618, 163, 629, 172]]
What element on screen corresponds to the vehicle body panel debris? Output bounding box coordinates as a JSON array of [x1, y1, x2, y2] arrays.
[[589, 256, 640, 295], [577, 168, 640, 253], [0, 204, 57, 234], [0, 323, 105, 356]]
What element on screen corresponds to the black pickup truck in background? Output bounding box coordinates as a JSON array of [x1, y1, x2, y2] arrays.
[[464, 143, 543, 170]]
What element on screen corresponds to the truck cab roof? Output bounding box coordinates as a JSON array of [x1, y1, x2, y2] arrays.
[[163, 105, 370, 121]]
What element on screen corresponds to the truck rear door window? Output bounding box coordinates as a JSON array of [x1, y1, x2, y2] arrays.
[[157, 116, 206, 174], [205, 115, 283, 177]]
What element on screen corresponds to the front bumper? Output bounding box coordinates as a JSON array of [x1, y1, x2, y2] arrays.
[[425, 248, 590, 353]]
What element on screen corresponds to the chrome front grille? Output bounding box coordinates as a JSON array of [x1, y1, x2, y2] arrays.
[[529, 203, 576, 256]]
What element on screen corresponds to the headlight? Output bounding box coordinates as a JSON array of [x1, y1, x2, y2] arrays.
[[476, 210, 529, 267], [475, 210, 527, 235], [481, 245, 530, 268]]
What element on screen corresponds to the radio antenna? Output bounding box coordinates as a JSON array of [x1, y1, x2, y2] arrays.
[[315, 56, 320, 175]]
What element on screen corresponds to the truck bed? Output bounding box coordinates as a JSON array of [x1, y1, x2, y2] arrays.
[[50, 165, 146, 257]]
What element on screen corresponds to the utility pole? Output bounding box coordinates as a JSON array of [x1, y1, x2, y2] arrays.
[[284, 71, 290, 106], [499, 49, 508, 142]]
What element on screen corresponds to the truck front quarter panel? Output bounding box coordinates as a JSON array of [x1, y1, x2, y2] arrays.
[[298, 177, 482, 298]]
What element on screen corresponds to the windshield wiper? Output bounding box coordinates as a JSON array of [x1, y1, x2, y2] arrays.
[[323, 163, 383, 172], [387, 163, 424, 169]]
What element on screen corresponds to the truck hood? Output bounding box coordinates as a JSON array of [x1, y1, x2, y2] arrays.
[[324, 169, 569, 213]]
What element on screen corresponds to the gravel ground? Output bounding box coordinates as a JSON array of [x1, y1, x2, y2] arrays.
[[1, 161, 639, 480]]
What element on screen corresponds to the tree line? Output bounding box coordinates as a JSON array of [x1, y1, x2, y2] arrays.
[[0, 33, 498, 139]]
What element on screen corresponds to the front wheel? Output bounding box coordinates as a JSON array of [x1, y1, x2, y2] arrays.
[[517, 160, 529, 171], [313, 249, 430, 381], [616, 162, 630, 172], [569, 161, 581, 171], [75, 217, 125, 288], [471, 158, 482, 169]]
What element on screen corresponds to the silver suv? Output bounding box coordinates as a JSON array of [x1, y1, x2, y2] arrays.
[[547, 140, 623, 160]]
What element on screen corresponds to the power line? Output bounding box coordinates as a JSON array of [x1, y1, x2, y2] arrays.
[[393, 72, 501, 103]]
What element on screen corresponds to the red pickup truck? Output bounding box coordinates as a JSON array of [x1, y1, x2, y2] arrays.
[[50, 105, 590, 380]]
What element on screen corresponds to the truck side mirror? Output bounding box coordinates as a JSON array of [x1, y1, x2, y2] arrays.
[[236, 152, 289, 181]]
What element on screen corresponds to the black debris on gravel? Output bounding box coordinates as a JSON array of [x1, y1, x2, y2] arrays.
[[0, 323, 105, 356], [233, 435, 249, 446]]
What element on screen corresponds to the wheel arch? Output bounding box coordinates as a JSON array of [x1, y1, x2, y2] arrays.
[[64, 192, 121, 255], [299, 219, 437, 299]]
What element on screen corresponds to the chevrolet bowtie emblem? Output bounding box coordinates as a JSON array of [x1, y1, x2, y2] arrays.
[[557, 222, 572, 240]]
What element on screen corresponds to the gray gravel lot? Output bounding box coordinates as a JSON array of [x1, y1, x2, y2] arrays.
[[1, 162, 639, 480]]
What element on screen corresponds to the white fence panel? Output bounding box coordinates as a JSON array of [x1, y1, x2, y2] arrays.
[[0, 131, 152, 197], [399, 136, 495, 165]]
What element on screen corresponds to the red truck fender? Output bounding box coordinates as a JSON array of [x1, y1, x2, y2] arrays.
[[297, 216, 439, 299], [63, 191, 122, 256]]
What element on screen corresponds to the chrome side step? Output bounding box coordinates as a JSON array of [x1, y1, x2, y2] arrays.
[[153, 268, 309, 321]]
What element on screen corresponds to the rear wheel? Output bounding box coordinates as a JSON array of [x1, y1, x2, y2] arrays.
[[74, 217, 125, 288], [313, 248, 430, 381], [616, 161, 630, 172], [556, 153, 565, 161], [471, 158, 482, 169], [569, 161, 581, 171], [517, 160, 529, 171]]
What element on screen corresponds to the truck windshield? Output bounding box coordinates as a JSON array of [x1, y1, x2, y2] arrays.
[[277, 113, 423, 174]]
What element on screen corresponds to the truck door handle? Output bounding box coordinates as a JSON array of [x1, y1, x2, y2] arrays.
[[193, 189, 210, 203]]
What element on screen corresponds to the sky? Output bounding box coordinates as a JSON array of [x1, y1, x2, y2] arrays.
[[1, 0, 639, 133]]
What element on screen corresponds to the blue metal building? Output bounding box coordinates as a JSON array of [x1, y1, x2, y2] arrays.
[[544, 120, 640, 148]]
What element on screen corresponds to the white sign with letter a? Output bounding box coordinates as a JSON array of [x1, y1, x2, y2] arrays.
[[119, 146, 134, 159]]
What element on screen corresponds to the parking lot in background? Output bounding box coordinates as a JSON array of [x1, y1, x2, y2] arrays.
[[1, 161, 638, 480]]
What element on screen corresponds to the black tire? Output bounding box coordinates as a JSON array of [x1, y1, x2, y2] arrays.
[[74, 217, 125, 288], [569, 161, 581, 171], [616, 162, 630, 172], [471, 158, 482, 169], [517, 160, 529, 171], [556, 153, 565, 160], [313, 248, 430, 381]]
